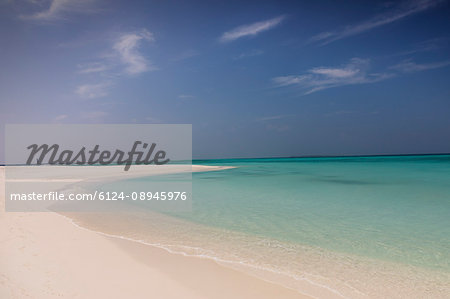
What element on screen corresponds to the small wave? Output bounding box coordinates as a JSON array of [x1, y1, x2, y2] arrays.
[[56, 212, 354, 299]]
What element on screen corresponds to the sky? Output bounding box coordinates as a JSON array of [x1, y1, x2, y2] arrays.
[[1, 0, 450, 160]]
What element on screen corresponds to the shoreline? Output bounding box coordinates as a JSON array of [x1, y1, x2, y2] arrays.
[[3, 164, 449, 298], [63, 203, 450, 299], [0, 210, 312, 299], [0, 166, 312, 299], [60, 212, 317, 298]]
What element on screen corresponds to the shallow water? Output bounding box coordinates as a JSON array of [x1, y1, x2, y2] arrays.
[[69, 155, 450, 298]]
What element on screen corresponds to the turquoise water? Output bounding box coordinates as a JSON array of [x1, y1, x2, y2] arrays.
[[171, 155, 450, 272], [79, 155, 450, 298]]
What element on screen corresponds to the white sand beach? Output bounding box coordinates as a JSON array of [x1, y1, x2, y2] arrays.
[[0, 166, 311, 299]]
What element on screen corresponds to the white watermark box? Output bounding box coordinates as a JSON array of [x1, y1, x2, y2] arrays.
[[5, 124, 192, 212]]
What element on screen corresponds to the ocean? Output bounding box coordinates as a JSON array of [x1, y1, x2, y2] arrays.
[[68, 155, 450, 298]]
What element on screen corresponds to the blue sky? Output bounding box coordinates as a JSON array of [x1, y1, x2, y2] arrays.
[[1, 0, 450, 160]]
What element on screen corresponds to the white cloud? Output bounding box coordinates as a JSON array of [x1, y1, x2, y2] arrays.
[[113, 29, 156, 75], [220, 15, 285, 43], [310, 0, 443, 45], [54, 114, 68, 122], [21, 0, 98, 21], [274, 57, 450, 95], [74, 29, 154, 98], [273, 58, 393, 94], [272, 76, 307, 87], [390, 60, 450, 72], [77, 62, 108, 74], [310, 67, 359, 78], [75, 82, 110, 99]]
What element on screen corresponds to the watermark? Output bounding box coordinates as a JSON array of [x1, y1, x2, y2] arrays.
[[26, 141, 170, 171], [5, 124, 192, 212]]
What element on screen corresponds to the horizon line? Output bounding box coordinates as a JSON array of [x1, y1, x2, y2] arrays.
[[192, 152, 450, 161]]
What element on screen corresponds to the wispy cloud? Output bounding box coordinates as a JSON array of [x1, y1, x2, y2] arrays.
[[74, 29, 155, 99], [390, 59, 450, 72], [113, 29, 156, 75], [75, 82, 111, 99], [310, 0, 443, 45], [54, 114, 68, 122], [394, 37, 448, 56], [20, 0, 98, 21], [77, 62, 108, 74], [219, 15, 285, 43], [273, 58, 392, 94], [76, 29, 155, 76], [273, 56, 450, 95]]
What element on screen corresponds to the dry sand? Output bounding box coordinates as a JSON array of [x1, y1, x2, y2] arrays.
[[0, 166, 311, 299]]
